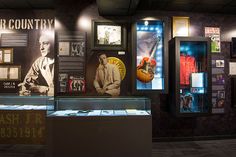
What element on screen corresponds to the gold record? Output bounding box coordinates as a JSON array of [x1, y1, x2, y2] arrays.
[[107, 57, 126, 80]]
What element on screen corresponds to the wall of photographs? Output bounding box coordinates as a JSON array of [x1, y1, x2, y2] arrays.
[[57, 32, 86, 94]]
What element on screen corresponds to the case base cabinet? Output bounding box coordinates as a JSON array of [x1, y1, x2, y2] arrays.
[[46, 116, 152, 157]]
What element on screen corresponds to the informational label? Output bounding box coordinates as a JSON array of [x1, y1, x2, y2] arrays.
[[0, 110, 45, 144], [211, 54, 225, 114]]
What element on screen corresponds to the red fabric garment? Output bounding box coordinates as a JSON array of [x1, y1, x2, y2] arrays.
[[180, 55, 197, 85]]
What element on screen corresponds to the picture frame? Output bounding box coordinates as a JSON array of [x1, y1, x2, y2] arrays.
[[0, 65, 21, 80], [91, 20, 127, 50], [205, 27, 221, 53], [216, 60, 224, 68], [9, 66, 21, 80], [172, 16, 190, 38], [0, 48, 13, 64]]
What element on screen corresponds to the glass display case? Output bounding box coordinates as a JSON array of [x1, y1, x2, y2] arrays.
[[46, 97, 152, 157], [47, 97, 151, 117], [169, 37, 212, 116], [0, 94, 51, 110], [132, 19, 168, 93]]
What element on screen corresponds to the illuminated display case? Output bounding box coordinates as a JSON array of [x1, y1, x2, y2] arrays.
[[47, 97, 151, 116], [46, 97, 152, 157], [0, 94, 51, 110], [132, 19, 168, 93], [169, 37, 212, 116]]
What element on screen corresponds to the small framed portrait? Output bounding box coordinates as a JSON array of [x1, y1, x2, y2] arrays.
[[91, 20, 127, 50], [215, 74, 225, 84], [71, 42, 85, 56], [172, 16, 190, 38], [216, 60, 224, 67], [217, 91, 225, 99]]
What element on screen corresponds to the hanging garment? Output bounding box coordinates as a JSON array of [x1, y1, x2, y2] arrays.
[[180, 55, 197, 85]]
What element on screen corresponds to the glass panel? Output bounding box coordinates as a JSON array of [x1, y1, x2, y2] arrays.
[[179, 41, 208, 113], [136, 20, 164, 90]]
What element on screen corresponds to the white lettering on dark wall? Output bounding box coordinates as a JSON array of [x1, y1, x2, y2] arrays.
[[0, 19, 54, 30], [3, 82, 16, 89]]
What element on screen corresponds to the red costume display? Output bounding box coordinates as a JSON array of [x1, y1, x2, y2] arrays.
[[180, 55, 197, 85]]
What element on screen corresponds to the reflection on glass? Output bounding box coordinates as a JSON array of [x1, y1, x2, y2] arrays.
[[136, 20, 164, 90], [179, 41, 208, 113]]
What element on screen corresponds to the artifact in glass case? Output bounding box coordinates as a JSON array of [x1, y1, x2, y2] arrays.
[[169, 37, 211, 116], [47, 97, 151, 117], [133, 19, 168, 93]]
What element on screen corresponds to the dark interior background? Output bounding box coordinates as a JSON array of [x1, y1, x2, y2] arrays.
[[53, 0, 236, 140], [1, 0, 236, 140]]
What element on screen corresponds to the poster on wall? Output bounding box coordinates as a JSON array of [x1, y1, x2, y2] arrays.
[[57, 32, 86, 95], [136, 20, 165, 91], [87, 51, 126, 96], [205, 27, 221, 53], [0, 11, 54, 96]]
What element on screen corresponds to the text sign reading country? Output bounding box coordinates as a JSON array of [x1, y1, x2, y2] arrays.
[[0, 110, 46, 144]]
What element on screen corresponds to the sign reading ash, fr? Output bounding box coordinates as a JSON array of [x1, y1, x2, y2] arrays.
[[0, 110, 46, 144]]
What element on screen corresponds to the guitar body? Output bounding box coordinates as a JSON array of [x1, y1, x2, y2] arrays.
[[136, 57, 156, 83]]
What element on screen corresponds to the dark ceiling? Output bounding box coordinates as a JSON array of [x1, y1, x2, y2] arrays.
[[0, 0, 236, 15], [137, 0, 236, 14], [0, 0, 54, 9]]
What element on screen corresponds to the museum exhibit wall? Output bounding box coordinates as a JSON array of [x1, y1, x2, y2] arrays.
[[0, 0, 236, 142], [53, 1, 236, 140]]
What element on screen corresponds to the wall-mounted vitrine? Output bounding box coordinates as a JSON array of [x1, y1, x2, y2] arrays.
[[132, 19, 168, 93], [169, 37, 212, 116]]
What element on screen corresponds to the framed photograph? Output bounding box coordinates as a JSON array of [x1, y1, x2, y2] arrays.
[[0, 65, 21, 80], [216, 60, 224, 67], [215, 74, 225, 84], [0, 67, 8, 80], [172, 16, 190, 37], [71, 42, 85, 56], [205, 27, 221, 53], [3, 48, 13, 63], [91, 20, 127, 50], [9, 66, 21, 80], [217, 91, 225, 99], [0, 48, 13, 64], [58, 42, 70, 56]]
